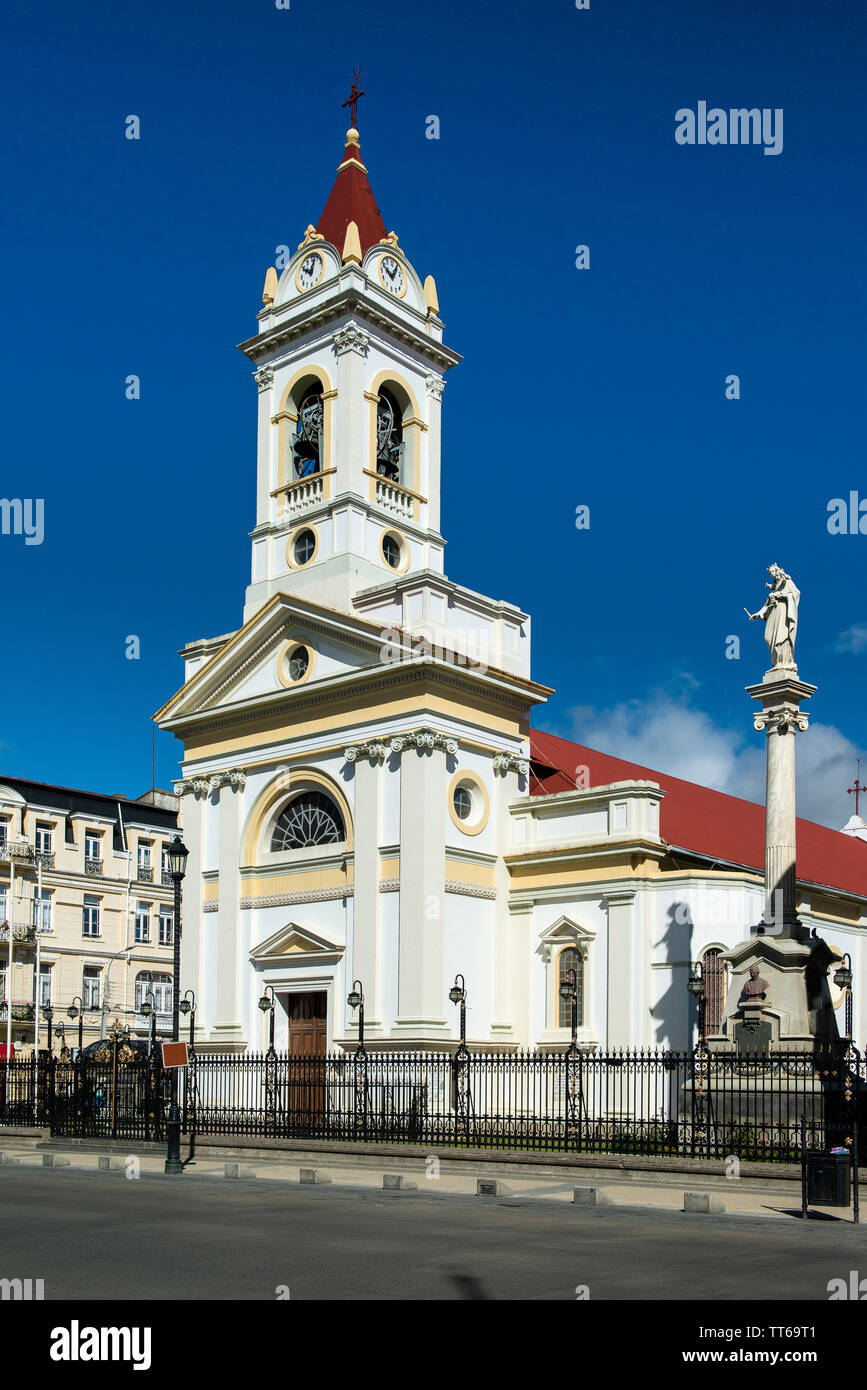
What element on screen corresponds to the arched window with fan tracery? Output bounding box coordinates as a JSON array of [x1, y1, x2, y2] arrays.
[[270, 791, 345, 851]]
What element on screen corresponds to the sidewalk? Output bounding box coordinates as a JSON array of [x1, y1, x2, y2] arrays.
[[0, 1134, 857, 1222]]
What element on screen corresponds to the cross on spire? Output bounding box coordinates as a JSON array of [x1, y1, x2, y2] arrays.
[[341, 67, 365, 129], [848, 758, 865, 817]]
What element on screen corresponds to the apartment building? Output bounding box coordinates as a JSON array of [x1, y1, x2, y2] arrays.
[[0, 777, 180, 1054]]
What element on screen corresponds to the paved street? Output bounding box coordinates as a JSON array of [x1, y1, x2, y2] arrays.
[[1, 1164, 864, 1301]]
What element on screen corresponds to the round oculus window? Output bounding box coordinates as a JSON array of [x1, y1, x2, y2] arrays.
[[293, 529, 316, 565], [286, 645, 310, 682], [453, 785, 473, 821], [382, 534, 401, 569]]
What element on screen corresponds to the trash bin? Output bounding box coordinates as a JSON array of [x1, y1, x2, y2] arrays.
[[806, 1150, 851, 1206]]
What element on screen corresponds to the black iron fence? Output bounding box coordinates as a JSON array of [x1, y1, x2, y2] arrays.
[[1, 1043, 864, 1162]]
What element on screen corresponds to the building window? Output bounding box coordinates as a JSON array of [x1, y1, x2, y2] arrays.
[[137, 842, 153, 881], [83, 966, 100, 1010], [0, 819, 8, 849], [84, 831, 102, 871], [453, 786, 472, 821], [287, 644, 309, 682], [271, 792, 345, 851], [0, 966, 6, 1003], [158, 909, 173, 946], [381, 533, 401, 569], [293, 529, 316, 566], [135, 902, 151, 944], [136, 972, 172, 1015], [292, 388, 323, 478], [32, 887, 52, 932], [375, 388, 403, 481], [82, 895, 101, 937], [0, 882, 7, 923], [702, 948, 727, 1037], [557, 948, 584, 1028], [35, 822, 54, 855], [38, 965, 53, 1008]]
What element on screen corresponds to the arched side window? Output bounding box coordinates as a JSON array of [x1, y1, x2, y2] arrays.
[[702, 947, 726, 1036], [292, 382, 324, 478], [375, 387, 403, 482], [557, 947, 584, 1028], [271, 791, 345, 851]]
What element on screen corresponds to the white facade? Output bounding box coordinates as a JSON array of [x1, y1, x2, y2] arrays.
[[156, 132, 866, 1057]]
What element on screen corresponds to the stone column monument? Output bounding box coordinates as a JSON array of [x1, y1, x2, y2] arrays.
[[714, 565, 836, 1053]]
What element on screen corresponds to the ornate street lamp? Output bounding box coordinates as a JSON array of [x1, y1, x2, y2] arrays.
[[258, 986, 276, 1053], [833, 954, 854, 1041], [164, 835, 188, 1176], [179, 989, 197, 1053], [139, 989, 157, 1059], [687, 961, 706, 1048], [347, 980, 365, 1053], [449, 974, 467, 1054], [559, 968, 579, 1053], [67, 995, 85, 1054]]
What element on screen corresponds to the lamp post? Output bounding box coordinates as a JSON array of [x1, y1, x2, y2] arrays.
[[257, 985, 276, 1053], [834, 954, 854, 1043], [448, 974, 467, 1054], [164, 834, 188, 1175], [67, 996, 85, 1055], [559, 968, 579, 1054], [179, 988, 197, 1137], [138, 990, 157, 1059], [687, 961, 706, 1050], [179, 989, 197, 1054], [257, 985, 278, 1133], [347, 980, 365, 1055]]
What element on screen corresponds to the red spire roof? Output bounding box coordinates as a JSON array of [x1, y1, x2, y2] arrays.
[[529, 728, 867, 900], [315, 128, 387, 257]]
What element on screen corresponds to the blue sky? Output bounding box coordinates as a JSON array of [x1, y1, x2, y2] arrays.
[[1, 0, 863, 827]]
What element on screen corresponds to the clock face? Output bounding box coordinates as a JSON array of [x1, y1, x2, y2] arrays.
[[378, 255, 406, 297], [297, 252, 324, 291]]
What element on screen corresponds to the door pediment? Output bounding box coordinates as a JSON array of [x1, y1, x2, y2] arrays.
[[250, 921, 345, 964]]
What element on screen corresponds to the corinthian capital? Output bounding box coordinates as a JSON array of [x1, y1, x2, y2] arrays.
[[333, 325, 370, 357]]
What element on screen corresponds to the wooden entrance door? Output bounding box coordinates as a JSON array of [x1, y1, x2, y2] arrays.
[[287, 991, 327, 1056], [286, 992, 327, 1129]]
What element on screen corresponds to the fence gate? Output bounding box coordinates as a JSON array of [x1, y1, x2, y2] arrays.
[[51, 1025, 165, 1142]]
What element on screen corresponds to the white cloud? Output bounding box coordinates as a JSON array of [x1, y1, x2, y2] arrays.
[[564, 694, 860, 830], [832, 624, 867, 655]]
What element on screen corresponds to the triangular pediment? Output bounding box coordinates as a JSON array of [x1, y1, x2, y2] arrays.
[[154, 592, 386, 726], [539, 915, 596, 946], [249, 921, 345, 963]]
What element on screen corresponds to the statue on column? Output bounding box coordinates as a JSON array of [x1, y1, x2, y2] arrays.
[[746, 564, 800, 669]]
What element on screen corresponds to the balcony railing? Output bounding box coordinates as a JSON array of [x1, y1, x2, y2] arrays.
[[136, 865, 153, 882], [0, 844, 54, 870], [0, 921, 52, 943], [84, 857, 103, 877]]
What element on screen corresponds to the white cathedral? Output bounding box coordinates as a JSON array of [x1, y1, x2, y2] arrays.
[[156, 120, 867, 1057]]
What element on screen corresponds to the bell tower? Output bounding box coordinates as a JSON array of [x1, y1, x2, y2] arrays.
[[240, 123, 460, 623]]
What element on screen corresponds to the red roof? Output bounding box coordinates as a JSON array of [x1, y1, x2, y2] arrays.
[[529, 728, 867, 900], [316, 130, 387, 257]]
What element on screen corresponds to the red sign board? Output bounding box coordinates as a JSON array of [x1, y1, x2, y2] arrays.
[[0, 1044, 14, 1061], [161, 1041, 189, 1068]]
